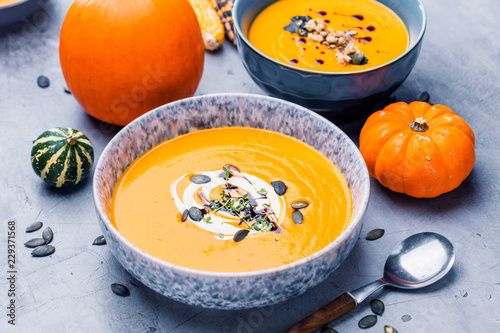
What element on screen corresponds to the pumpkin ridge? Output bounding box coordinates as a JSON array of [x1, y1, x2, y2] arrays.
[[405, 132, 448, 197], [426, 126, 475, 190], [360, 123, 407, 176], [374, 129, 412, 193]]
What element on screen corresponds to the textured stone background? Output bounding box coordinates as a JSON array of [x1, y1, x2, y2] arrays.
[[0, 0, 499, 332]]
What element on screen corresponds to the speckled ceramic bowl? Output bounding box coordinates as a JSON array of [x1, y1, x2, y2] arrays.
[[233, 0, 426, 122], [93, 93, 370, 309]]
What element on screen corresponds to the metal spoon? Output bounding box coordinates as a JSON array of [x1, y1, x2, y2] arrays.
[[284, 232, 455, 333]]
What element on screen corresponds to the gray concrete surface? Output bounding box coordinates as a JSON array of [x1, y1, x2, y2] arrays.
[[0, 0, 499, 332]]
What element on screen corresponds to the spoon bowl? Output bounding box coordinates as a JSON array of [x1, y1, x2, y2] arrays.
[[284, 232, 455, 332], [384, 232, 455, 289]]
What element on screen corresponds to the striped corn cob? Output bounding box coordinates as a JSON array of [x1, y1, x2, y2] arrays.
[[188, 0, 225, 51], [210, 0, 236, 45]]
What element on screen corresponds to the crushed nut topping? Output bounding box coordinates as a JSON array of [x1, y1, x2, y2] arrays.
[[284, 17, 369, 66]]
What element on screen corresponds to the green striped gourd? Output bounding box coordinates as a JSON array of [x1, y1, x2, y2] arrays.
[[31, 127, 94, 188]]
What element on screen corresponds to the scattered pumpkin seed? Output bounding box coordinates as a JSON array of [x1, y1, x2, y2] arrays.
[[370, 299, 385, 315], [42, 227, 53, 244], [291, 201, 309, 209], [358, 314, 377, 329], [321, 327, 339, 333], [417, 91, 430, 103], [190, 174, 211, 184], [384, 325, 399, 333], [31, 245, 55, 257], [181, 209, 189, 222], [37, 75, 50, 88], [233, 229, 250, 242], [26, 221, 43, 233], [111, 283, 130, 297], [271, 180, 287, 196], [292, 210, 304, 225], [24, 238, 46, 248], [385, 94, 397, 105], [365, 228, 385, 241], [401, 314, 412, 322], [92, 235, 107, 246], [188, 207, 203, 221]]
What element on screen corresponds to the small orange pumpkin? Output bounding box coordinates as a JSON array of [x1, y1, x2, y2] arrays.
[[359, 101, 475, 198], [59, 0, 204, 126]]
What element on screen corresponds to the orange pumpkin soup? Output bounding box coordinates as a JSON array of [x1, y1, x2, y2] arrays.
[[111, 127, 352, 272], [248, 0, 408, 72]]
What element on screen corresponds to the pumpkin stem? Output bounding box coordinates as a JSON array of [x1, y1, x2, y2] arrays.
[[66, 135, 78, 146], [410, 117, 429, 132]]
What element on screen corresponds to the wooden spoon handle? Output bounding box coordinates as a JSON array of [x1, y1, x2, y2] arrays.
[[282, 292, 357, 333]]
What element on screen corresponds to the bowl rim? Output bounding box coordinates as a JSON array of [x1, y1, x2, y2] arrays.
[[233, 0, 427, 76], [93, 93, 370, 278], [0, 0, 31, 9]]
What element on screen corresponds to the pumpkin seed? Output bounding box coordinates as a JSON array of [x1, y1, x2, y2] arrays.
[[292, 210, 304, 225], [233, 229, 250, 242], [291, 15, 313, 22], [26, 221, 43, 233], [111, 283, 130, 297], [37, 75, 50, 88], [291, 201, 309, 209], [188, 207, 203, 221], [418, 91, 430, 103], [349, 52, 364, 65], [31, 245, 55, 257], [24, 238, 46, 248], [370, 299, 385, 315], [42, 227, 53, 244], [92, 235, 106, 246], [321, 327, 339, 333], [365, 228, 385, 241], [284, 21, 300, 33], [358, 314, 377, 329], [181, 209, 189, 222], [401, 314, 412, 322], [271, 180, 287, 196], [384, 325, 399, 333], [385, 94, 397, 105], [190, 174, 211, 184]]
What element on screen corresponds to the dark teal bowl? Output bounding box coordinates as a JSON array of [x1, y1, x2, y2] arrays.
[[233, 0, 426, 122], [0, 0, 41, 29]]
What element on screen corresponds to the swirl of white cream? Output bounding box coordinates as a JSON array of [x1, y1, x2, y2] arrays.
[[171, 168, 285, 239]]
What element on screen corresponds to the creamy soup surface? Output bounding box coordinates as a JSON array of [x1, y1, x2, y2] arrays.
[[248, 0, 408, 72], [111, 127, 352, 272]]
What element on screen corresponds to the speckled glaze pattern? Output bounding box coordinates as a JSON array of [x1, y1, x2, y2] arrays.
[[93, 93, 370, 309], [233, 0, 426, 116]]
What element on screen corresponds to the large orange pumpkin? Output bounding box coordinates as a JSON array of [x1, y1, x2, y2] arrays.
[[359, 101, 475, 198], [59, 0, 204, 126]]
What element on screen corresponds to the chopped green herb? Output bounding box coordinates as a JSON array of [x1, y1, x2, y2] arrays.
[[204, 166, 279, 234], [223, 165, 232, 181], [219, 233, 224, 239]]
